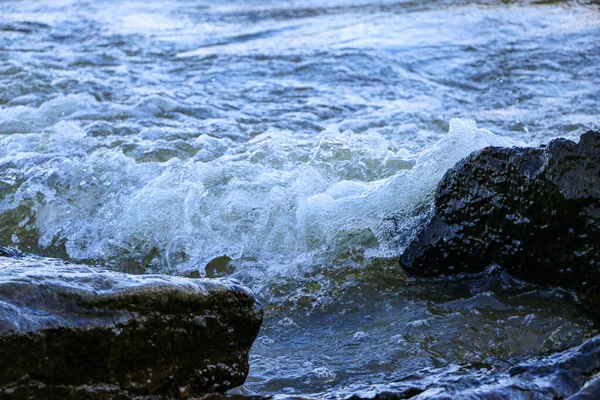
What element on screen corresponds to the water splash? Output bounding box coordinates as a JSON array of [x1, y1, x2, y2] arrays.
[[0, 116, 519, 277]]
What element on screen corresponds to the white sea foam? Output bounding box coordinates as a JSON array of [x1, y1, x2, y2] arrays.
[[0, 94, 98, 134], [0, 118, 521, 276], [296, 119, 520, 261]]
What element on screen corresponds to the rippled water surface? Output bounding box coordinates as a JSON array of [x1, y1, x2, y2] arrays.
[[1, 0, 599, 397]]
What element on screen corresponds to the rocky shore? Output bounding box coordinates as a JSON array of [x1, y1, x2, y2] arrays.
[[390, 130, 600, 399], [401, 130, 600, 312], [2, 131, 600, 400], [0, 249, 263, 399]]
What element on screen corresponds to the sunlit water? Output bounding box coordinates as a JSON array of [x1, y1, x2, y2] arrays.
[[1, 0, 599, 397]]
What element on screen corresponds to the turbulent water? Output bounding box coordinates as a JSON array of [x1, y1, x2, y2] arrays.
[[1, 0, 599, 398]]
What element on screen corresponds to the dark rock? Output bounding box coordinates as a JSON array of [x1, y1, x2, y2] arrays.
[[350, 333, 600, 399], [0, 380, 138, 400], [0, 246, 23, 257], [0, 248, 263, 399], [400, 130, 600, 310]]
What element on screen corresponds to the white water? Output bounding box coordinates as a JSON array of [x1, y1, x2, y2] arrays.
[[0, 114, 519, 276]]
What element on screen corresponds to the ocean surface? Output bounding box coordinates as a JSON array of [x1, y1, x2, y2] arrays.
[[1, 0, 599, 397]]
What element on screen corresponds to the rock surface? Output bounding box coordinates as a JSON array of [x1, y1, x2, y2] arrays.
[[400, 130, 600, 310], [349, 332, 600, 400], [0, 248, 263, 399]]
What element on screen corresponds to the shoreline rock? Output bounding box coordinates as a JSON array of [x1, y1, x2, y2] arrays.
[[349, 332, 600, 400], [400, 130, 600, 312], [0, 248, 263, 399]]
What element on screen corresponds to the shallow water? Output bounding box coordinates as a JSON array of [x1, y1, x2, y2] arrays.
[[1, 0, 599, 397]]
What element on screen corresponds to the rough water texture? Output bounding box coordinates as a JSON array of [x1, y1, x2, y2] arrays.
[[1, 1, 599, 277], [400, 130, 600, 312], [1, 0, 600, 398], [0, 249, 263, 398]]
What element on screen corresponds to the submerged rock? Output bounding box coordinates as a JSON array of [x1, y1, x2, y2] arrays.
[[400, 130, 600, 310], [0, 248, 263, 399]]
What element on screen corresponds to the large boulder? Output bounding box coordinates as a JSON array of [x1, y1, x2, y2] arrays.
[[400, 130, 600, 310], [0, 248, 263, 399]]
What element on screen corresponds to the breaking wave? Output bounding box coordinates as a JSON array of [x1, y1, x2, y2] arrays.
[[0, 114, 519, 277]]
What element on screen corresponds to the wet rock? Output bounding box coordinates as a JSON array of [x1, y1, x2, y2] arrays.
[[400, 130, 600, 310], [0, 246, 23, 257], [349, 333, 600, 399], [0, 248, 263, 399], [569, 375, 600, 400]]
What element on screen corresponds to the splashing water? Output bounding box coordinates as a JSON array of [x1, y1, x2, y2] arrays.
[[1, 116, 519, 277], [1, 0, 599, 397]]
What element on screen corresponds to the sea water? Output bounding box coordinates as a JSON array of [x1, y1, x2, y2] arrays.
[[1, 0, 599, 397]]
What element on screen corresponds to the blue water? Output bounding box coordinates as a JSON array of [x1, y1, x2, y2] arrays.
[[1, 0, 599, 397]]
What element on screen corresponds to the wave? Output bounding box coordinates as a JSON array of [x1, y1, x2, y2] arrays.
[[0, 114, 520, 279]]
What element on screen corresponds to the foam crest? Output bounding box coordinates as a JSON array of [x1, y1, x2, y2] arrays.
[[0, 119, 520, 278], [0, 94, 98, 134], [0, 93, 194, 136], [297, 119, 521, 260]]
